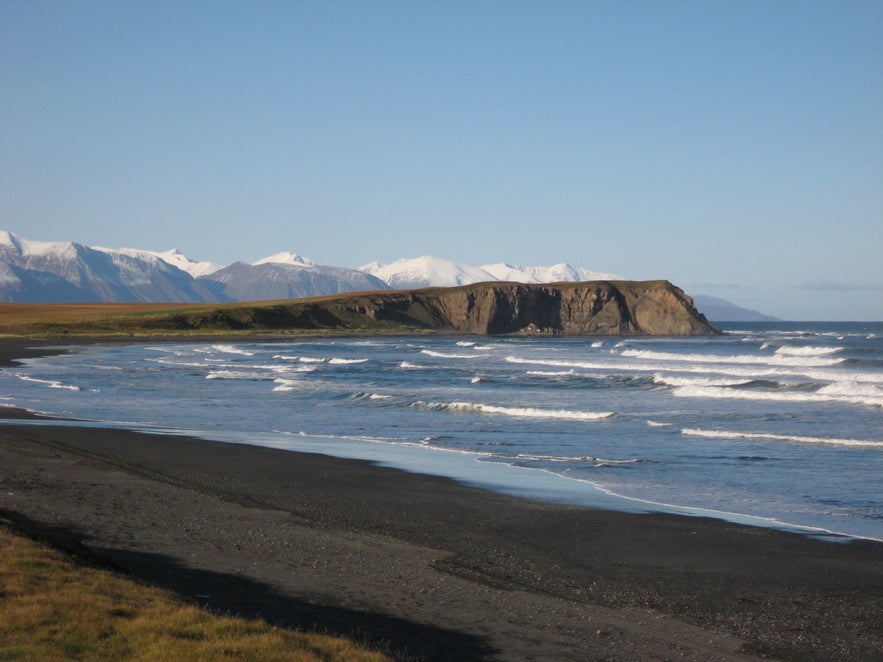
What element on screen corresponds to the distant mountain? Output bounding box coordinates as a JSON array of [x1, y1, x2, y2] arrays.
[[203, 256, 388, 301], [693, 295, 778, 322], [253, 251, 316, 267], [360, 256, 497, 289], [360, 256, 622, 289], [481, 262, 620, 284], [5, 230, 729, 312], [0, 231, 219, 303], [0, 231, 388, 303], [135, 248, 222, 278]]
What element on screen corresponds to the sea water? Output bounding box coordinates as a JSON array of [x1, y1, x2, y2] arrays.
[[3, 322, 881, 541]]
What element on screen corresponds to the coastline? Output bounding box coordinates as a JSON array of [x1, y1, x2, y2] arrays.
[[2, 338, 882, 660]]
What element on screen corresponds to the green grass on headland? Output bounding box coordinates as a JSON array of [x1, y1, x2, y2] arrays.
[[0, 515, 390, 661], [0, 299, 418, 338]]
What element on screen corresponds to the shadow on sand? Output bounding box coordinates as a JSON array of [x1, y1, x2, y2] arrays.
[[2, 509, 494, 662]]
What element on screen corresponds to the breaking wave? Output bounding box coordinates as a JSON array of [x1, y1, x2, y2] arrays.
[[620, 348, 845, 368], [206, 344, 255, 356], [16, 374, 95, 392], [682, 428, 883, 448], [410, 400, 615, 421], [421, 350, 489, 359]]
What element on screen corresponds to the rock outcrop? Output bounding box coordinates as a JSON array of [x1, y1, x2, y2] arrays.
[[339, 280, 719, 336]]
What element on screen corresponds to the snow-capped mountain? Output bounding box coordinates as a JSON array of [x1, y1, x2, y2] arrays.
[[148, 248, 221, 278], [481, 262, 621, 284], [360, 256, 498, 289], [359, 256, 622, 290], [0, 232, 628, 304], [93, 246, 222, 279], [0, 231, 219, 303], [253, 252, 316, 267], [4, 231, 771, 320]]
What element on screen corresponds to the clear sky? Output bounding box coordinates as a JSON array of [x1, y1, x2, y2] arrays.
[[2, 1, 881, 320]]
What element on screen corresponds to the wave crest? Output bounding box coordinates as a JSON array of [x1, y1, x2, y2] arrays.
[[411, 400, 615, 421]]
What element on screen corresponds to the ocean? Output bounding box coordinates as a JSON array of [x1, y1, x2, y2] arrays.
[[3, 321, 882, 541]]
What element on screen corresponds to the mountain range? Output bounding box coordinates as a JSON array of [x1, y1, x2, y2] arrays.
[[0, 231, 773, 320]]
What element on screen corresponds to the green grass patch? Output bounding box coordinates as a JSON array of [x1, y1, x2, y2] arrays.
[[0, 518, 390, 661]]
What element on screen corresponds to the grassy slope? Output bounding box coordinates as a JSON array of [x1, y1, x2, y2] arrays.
[[0, 298, 400, 337], [0, 516, 389, 661]]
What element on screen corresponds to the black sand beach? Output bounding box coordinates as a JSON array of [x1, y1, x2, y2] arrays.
[[1, 340, 881, 660]]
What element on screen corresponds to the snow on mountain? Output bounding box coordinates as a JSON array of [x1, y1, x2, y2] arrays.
[[0, 230, 78, 264], [360, 256, 497, 289], [361, 255, 622, 289], [153, 249, 222, 278], [0, 231, 221, 303], [0, 231, 654, 307], [253, 251, 317, 267], [95, 246, 221, 278], [481, 262, 621, 283]]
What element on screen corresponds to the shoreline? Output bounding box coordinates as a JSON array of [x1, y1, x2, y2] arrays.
[[2, 338, 882, 659], [5, 335, 878, 544]]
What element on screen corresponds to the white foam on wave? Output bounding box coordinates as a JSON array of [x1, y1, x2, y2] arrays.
[[593, 458, 643, 467], [682, 427, 883, 448], [421, 350, 489, 359], [653, 374, 752, 388], [508, 353, 883, 392], [646, 420, 671, 427], [671, 383, 883, 407], [351, 391, 394, 401], [816, 381, 883, 407], [206, 370, 273, 381], [527, 369, 577, 377], [620, 348, 845, 368], [774, 344, 843, 357], [15, 374, 96, 392], [507, 355, 605, 370], [411, 400, 615, 421], [208, 344, 255, 356], [456, 340, 476, 347], [399, 361, 423, 369], [293, 356, 367, 364], [514, 452, 595, 462]]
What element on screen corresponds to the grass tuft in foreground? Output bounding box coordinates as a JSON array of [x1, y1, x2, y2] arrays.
[[0, 521, 390, 661]]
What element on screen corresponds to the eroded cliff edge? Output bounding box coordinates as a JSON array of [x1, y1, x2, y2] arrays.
[[157, 280, 720, 336], [344, 280, 719, 336]]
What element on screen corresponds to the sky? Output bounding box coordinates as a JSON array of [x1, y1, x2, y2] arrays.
[[2, 1, 881, 320]]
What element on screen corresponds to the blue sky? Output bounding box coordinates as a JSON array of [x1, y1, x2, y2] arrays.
[[2, 1, 881, 320]]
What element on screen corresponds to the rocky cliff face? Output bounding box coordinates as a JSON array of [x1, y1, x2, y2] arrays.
[[325, 280, 719, 336]]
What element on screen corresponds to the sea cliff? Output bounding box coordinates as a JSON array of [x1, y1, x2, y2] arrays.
[[335, 280, 719, 336]]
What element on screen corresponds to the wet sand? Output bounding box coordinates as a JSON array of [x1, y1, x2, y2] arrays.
[[1, 339, 881, 660]]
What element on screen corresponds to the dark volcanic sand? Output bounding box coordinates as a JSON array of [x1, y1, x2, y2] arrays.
[[1, 339, 881, 661]]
